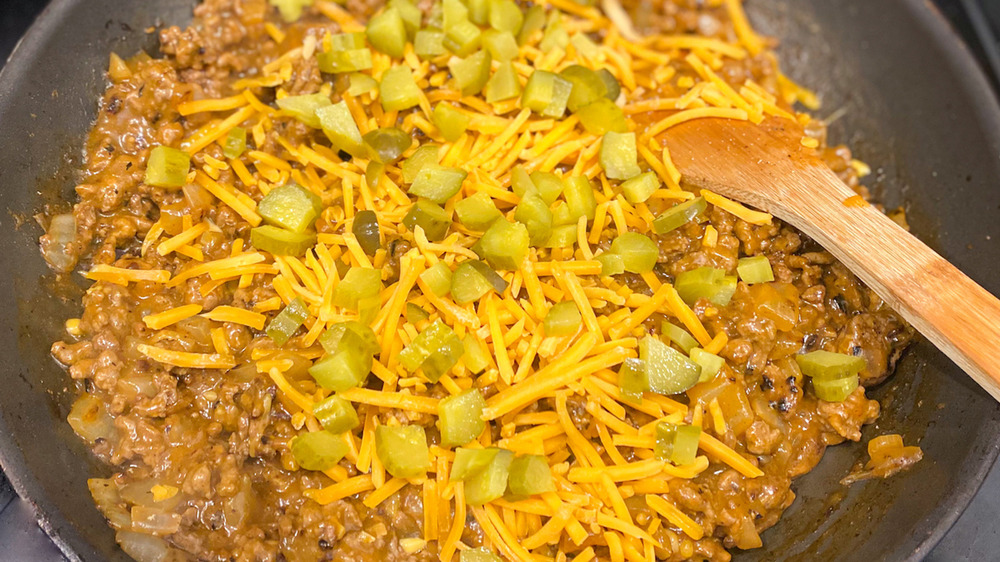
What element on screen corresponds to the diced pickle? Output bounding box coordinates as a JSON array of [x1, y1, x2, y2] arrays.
[[463, 448, 513, 505], [596, 252, 625, 276], [489, 0, 523, 34], [266, 297, 310, 346], [271, 0, 313, 22], [291, 431, 349, 471], [419, 334, 465, 382], [309, 346, 373, 391], [598, 68, 621, 101], [467, 260, 509, 293], [618, 357, 648, 404], [737, 256, 775, 284], [399, 320, 465, 381], [313, 395, 361, 434], [333, 267, 382, 310], [514, 192, 553, 246], [690, 347, 725, 383], [409, 165, 468, 203], [420, 261, 453, 296], [451, 447, 500, 481], [621, 172, 661, 204], [600, 131, 641, 180], [813, 375, 860, 402], [510, 166, 536, 199], [450, 50, 492, 96], [389, 0, 422, 35], [433, 103, 470, 142], [507, 455, 555, 496], [316, 101, 365, 157], [563, 176, 598, 222], [466, 0, 489, 26], [485, 62, 523, 104], [406, 302, 431, 324], [351, 210, 381, 255], [675, 267, 737, 307], [414, 30, 447, 58], [543, 301, 581, 337], [661, 321, 698, 354], [363, 127, 412, 163], [250, 225, 317, 256], [222, 127, 247, 159], [366, 7, 408, 58], [318, 321, 379, 357], [380, 66, 422, 111], [442, 0, 469, 28], [521, 70, 573, 118], [478, 219, 529, 270], [550, 201, 574, 226], [317, 48, 374, 73], [517, 5, 546, 44], [145, 146, 190, 188], [576, 98, 628, 135], [560, 65, 607, 112], [276, 93, 331, 128], [482, 29, 519, 61], [655, 422, 701, 466], [438, 389, 487, 446], [544, 224, 577, 248], [403, 199, 452, 241], [539, 10, 569, 51], [529, 171, 564, 204], [652, 196, 707, 234], [376, 425, 431, 478], [257, 183, 323, 233], [451, 260, 498, 304], [610, 232, 658, 273], [795, 351, 866, 380], [455, 191, 502, 231], [463, 335, 493, 373], [445, 20, 482, 56], [402, 144, 440, 183], [641, 335, 701, 395], [327, 32, 367, 51]]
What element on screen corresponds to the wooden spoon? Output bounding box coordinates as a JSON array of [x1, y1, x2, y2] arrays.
[[659, 117, 1000, 401]]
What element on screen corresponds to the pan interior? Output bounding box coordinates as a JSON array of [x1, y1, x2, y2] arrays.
[[0, 0, 997, 561]]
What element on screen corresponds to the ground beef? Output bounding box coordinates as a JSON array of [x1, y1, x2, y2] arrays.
[[44, 0, 914, 560]]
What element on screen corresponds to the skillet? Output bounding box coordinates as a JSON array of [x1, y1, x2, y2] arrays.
[[1, 0, 999, 560]]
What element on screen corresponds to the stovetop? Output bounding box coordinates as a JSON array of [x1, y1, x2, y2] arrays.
[[2, 0, 1000, 560]]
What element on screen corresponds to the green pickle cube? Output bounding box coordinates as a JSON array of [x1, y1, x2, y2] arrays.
[[403, 200, 452, 241], [250, 225, 317, 256], [641, 335, 701, 395], [376, 425, 431, 478], [312, 395, 361, 434], [257, 184, 323, 233], [507, 454, 555, 496], [655, 422, 701, 466], [610, 232, 658, 273], [145, 146, 190, 188], [333, 267, 382, 310], [291, 430, 349, 471], [438, 389, 487, 446]]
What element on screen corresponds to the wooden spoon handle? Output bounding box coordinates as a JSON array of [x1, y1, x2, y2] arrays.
[[772, 164, 1000, 401]]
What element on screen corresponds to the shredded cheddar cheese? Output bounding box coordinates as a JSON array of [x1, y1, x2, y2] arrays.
[[68, 0, 841, 558]]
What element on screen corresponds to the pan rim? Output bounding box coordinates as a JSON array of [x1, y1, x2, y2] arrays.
[[0, 0, 998, 560]]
